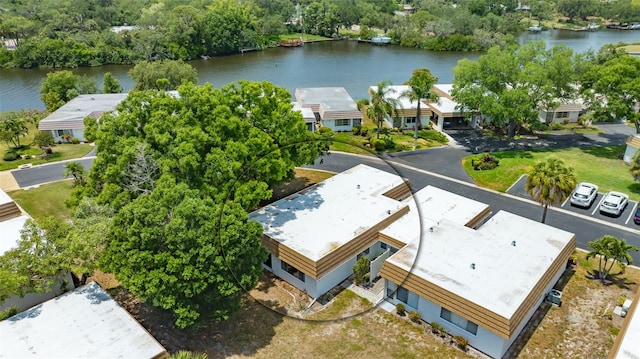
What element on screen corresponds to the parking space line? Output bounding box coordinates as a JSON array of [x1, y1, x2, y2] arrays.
[[561, 196, 570, 208], [592, 195, 605, 216], [625, 202, 638, 225]]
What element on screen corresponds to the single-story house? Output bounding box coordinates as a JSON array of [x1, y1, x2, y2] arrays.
[[429, 84, 482, 130], [250, 164, 575, 358], [608, 288, 640, 358], [368, 85, 432, 130], [380, 210, 575, 358], [38, 93, 128, 143], [538, 100, 587, 124], [0, 188, 74, 312], [294, 87, 363, 131], [0, 281, 168, 359], [292, 102, 317, 132], [624, 135, 640, 163]]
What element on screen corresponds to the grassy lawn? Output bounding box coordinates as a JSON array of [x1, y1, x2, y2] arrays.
[[0, 143, 93, 171], [9, 180, 75, 223], [620, 44, 640, 54], [463, 145, 640, 201], [277, 33, 332, 42], [268, 168, 335, 202]]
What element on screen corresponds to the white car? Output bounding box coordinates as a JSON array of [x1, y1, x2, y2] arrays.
[[570, 182, 599, 208], [599, 191, 629, 216]]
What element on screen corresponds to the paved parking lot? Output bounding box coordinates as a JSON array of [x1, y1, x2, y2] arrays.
[[509, 175, 640, 230]]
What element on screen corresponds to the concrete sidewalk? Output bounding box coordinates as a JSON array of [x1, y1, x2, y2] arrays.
[[0, 171, 20, 192]]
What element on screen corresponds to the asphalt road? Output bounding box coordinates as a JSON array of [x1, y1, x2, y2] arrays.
[[307, 151, 640, 264], [11, 157, 95, 188]]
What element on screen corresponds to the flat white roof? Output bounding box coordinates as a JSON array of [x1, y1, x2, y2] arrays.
[[249, 164, 407, 261], [295, 87, 360, 112], [38, 93, 128, 130], [386, 210, 574, 319], [0, 282, 167, 359], [429, 97, 460, 114], [380, 185, 490, 245], [292, 102, 316, 122], [0, 188, 12, 206], [0, 215, 29, 256], [368, 85, 425, 110], [433, 84, 453, 97]]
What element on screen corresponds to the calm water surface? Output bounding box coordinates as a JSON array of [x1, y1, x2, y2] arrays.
[[1, 29, 638, 112]]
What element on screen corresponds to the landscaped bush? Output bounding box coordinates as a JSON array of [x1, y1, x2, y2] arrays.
[[318, 126, 333, 135], [430, 322, 445, 336], [0, 306, 18, 321], [360, 127, 368, 136], [408, 311, 422, 323], [383, 136, 396, 149], [453, 335, 469, 350], [71, 137, 80, 144], [396, 303, 406, 316], [352, 126, 362, 136], [374, 139, 386, 151], [472, 153, 500, 170], [3, 151, 18, 161], [353, 256, 370, 286], [549, 122, 564, 130]]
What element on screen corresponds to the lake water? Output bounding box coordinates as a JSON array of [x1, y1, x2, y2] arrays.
[[1, 29, 638, 112]]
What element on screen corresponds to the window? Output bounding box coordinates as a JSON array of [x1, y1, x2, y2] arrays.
[[380, 242, 388, 250], [397, 286, 408, 303], [280, 260, 305, 282], [335, 119, 350, 127], [56, 129, 70, 136], [386, 281, 396, 298], [357, 248, 370, 259], [556, 111, 569, 118], [406, 117, 416, 124], [264, 254, 272, 268], [440, 308, 478, 335], [352, 119, 362, 127]]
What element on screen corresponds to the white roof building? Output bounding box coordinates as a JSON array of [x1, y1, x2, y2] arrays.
[[0, 188, 29, 256], [0, 282, 168, 359], [294, 87, 363, 131]]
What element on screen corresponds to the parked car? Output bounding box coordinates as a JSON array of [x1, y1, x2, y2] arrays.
[[570, 182, 599, 208], [599, 192, 629, 216], [634, 207, 640, 225]]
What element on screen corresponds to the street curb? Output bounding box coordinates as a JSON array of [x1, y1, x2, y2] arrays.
[[9, 156, 96, 173]]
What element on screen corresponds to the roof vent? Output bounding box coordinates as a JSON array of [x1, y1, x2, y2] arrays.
[[470, 263, 476, 270], [387, 210, 391, 215], [429, 227, 434, 233], [511, 240, 516, 247], [357, 184, 360, 189]]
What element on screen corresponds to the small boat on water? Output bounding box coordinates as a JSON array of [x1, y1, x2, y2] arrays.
[[587, 23, 599, 31], [279, 38, 303, 47], [528, 25, 542, 32]]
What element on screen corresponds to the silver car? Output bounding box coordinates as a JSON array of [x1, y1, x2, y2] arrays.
[[599, 191, 629, 216], [570, 182, 599, 208]]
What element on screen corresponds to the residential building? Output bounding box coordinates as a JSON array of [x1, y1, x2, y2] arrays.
[[38, 93, 128, 143], [250, 164, 575, 358], [380, 211, 575, 358], [294, 87, 363, 131], [539, 100, 586, 124], [429, 84, 482, 130], [292, 102, 317, 132], [0, 282, 168, 359], [367, 85, 432, 130]]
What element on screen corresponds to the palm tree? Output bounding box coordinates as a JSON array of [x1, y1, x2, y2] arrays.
[[367, 80, 399, 139], [587, 235, 639, 282], [403, 68, 439, 150], [525, 158, 576, 223], [63, 161, 87, 187]]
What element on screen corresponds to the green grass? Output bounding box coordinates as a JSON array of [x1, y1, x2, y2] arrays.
[[0, 143, 93, 171], [463, 145, 640, 201], [277, 33, 332, 42], [9, 180, 74, 223], [329, 127, 448, 154]]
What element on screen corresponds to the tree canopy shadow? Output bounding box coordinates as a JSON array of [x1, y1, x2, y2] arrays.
[[579, 145, 626, 160]]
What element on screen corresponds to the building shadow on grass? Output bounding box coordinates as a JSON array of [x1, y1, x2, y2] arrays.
[[111, 285, 286, 359], [586, 270, 635, 290]]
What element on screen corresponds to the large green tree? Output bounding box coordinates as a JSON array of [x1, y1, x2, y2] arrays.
[[404, 68, 438, 150], [582, 54, 640, 133], [103, 72, 123, 93], [587, 235, 639, 282], [128, 59, 198, 91], [368, 80, 399, 139], [0, 116, 28, 148], [76, 81, 329, 327], [40, 71, 99, 112], [525, 158, 576, 223]]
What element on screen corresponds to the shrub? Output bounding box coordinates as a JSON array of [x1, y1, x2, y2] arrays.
[[33, 131, 54, 148], [549, 122, 564, 130], [383, 136, 395, 149], [318, 126, 333, 134], [71, 137, 80, 144], [454, 335, 468, 350], [3, 151, 18, 161], [352, 126, 361, 136], [430, 322, 445, 335], [374, 139, 386, 151], [353, 256, 370, 285], [360, 127, 369, 136], [396, 303, 405, 316], [380, 127, 391, 136], [472, 153, 499, 171], [0, 306, 18, 321], [408, 311, 422, 323], [418, 129, 447, 143], [44, 147, 53, 155]]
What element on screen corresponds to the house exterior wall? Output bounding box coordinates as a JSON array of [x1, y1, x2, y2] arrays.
[[539, 109, 580, 124], [51, 129, 85, 143], [383, 260, 567, 358], [0, 271, 74, 312], [321, 119, 361, 132], [384, 115, 430, 129]]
